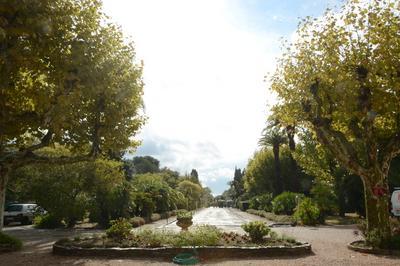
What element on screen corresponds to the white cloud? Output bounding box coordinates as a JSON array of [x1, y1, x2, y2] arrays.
[[102, 0, 279, 194]]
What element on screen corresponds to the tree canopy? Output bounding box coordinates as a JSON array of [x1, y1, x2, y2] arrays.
[[0, 0, 144, 229], [270, 0, 400, 242]]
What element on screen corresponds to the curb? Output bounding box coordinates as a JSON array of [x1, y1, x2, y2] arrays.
[[347, 240, 400, 256], [53, 242, 312, 260]]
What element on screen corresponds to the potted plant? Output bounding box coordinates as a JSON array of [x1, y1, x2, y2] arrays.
[[176, 210, 193, 231]]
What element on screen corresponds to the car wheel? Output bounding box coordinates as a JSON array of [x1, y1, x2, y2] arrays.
[[21, 216, 30, 225]]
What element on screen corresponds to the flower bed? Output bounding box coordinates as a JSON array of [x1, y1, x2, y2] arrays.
[[53, 224, 311, 260]]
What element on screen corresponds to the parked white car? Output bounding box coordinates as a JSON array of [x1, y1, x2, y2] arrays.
[[3, 203, 38, 225], [391, 189, 400, 217]]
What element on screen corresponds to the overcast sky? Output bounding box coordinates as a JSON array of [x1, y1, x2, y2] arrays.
[[102, 0, 340, 195]]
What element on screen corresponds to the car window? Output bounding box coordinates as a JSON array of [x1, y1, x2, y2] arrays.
[[5, 205, 23, 212]]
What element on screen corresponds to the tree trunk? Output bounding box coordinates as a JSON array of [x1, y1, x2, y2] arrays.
[[273, 145, 283, 195], [363, 173, 391, 245], [0, 165, 10, 231], [286, 127, 300, 192]]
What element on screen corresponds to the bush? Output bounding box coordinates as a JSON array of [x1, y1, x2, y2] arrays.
[[249, 193, 273, 212], [166, 225, 222, 247], [150, 213, 161, 222], [311, 181, 338, 217], [272, 192, 304, 215], [106, 218, 132, 240], [34, 214, 63, 229], [241, 221, 271, 242], [130, 217, 145, 228], [294, 197, 320, 225], [0, 232, 22, 251]]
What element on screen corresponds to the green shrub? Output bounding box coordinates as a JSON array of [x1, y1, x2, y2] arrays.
[[34, 214, 63, 229], [150, 213, 161, 222], [294, 197, 320, 225], [272, 192, 304, 215], [0, 232, 22, 251], [311, 181, 338, 217], [130, 217, 145, 228], [389, 235, 400, 250], [249, 193, 273, 212], [106, 218, 132, 240], [241, 221, 271, 242]]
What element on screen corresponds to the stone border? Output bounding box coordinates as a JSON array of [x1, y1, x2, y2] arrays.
[[53, 242, 312, 260], [348, 240, 400, 256]]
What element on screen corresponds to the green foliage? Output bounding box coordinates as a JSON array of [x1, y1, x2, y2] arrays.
[[270, 0, 400, 241], [131, 156, 160, 174], [272, 192, 304, 215], [176, 210, 193, 220], [311, 181, 338, 217], [241, 221, 271, 243], [0, 0, 144, 228], [106, 218, 133, 240], [177, 180, 202, 210], [34, 214, 63, 229], [294, 198, 320, 225], [130, 217, 145, 228], [249, 193, 273, 212], [0, 232, 22, 251]]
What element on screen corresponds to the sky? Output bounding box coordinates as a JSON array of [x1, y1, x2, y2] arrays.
[[102, 0, 341, 195]]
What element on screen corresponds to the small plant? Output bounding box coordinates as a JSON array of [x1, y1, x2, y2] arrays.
[[294, 197, 320, 225], [34, 213, 63, 229], [241, 221, 271, 243], [176, 210, 193, 220], [106, 218, 132, 240], [0, 232, 23, 251]]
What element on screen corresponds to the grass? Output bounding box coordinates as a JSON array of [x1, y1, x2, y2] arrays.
[[246, 209, 295, 223], [324, 214, 361, 225]]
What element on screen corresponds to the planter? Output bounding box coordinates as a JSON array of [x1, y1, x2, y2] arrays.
[[348, 240, 400, 256], [176, 218, 193, 231], [53, 242, 312, 260]]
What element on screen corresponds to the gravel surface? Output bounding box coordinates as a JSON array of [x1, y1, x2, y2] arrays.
[[1, 207, 399, 265]]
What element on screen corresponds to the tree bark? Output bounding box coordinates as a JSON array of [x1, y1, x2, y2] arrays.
[[0, 165, 10, 231], [363, 172, 391, 244], [273, 145, 283, 195]]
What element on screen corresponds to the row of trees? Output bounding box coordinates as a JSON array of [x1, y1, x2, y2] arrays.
[[7, 152, 214, 227]]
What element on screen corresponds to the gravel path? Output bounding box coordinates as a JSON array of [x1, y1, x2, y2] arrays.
[[1, 208, 399, 265]]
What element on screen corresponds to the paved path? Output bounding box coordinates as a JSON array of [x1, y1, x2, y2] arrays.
[[157, 207, 263, 232], [1, 208, 400, 265]]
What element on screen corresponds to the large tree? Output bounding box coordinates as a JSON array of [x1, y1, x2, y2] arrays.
[[0, 0, 144, 229], [271, 0, 400, 243]]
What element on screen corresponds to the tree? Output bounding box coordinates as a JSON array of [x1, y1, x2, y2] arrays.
[[190, 169, 200, 184], [0, 0, 144, 229], [177, 180, 202, 210], [270, 0, 400, 242], [231, 167, 244, 199], [259, 126, 287, 195], [131, 156, 160, 174]]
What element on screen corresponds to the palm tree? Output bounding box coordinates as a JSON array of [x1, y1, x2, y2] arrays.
[[259, 126, 287, 195]]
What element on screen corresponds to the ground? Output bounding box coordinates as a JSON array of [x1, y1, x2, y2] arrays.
[[1, 207, 399, 265]]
